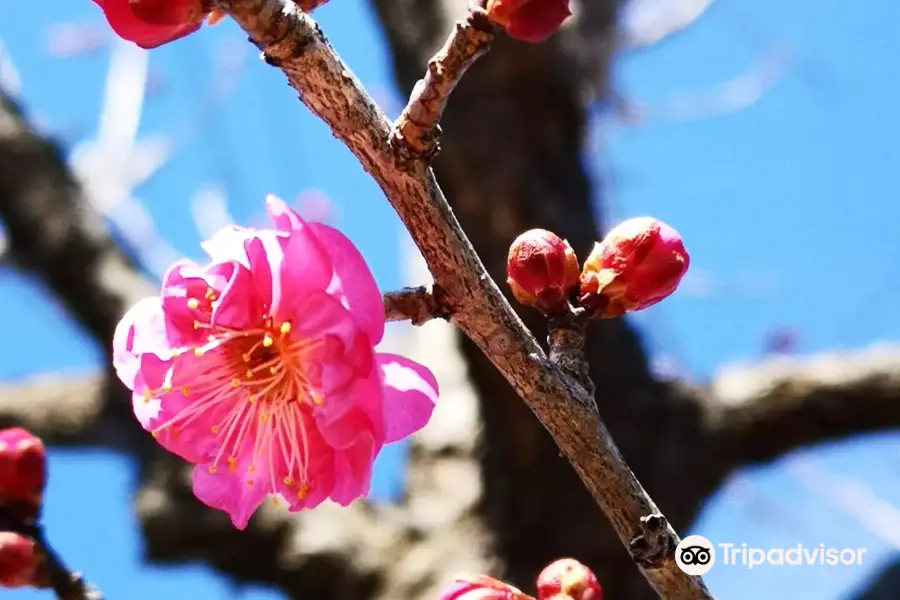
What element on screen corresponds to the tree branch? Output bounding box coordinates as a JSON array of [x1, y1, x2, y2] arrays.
[[0, 506, 103, 600], [706, 346, 900, 466], [37, 530, 104, 600], [390, 5, 497, 158], [215, 2, 711, 597], [383, 287, 450, 324], [0, 92, 153, 344]]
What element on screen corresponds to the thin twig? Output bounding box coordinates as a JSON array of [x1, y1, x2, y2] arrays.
[[35, 530, 104, 600], [0, 507, 102, 600], [383, 287, 449, 325], [547, 305, 594, 396], [389, 5, 497, 160], [215, 1, 714, 597]]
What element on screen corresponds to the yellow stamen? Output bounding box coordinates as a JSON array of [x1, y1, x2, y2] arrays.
[[187, 298, 199, 309]]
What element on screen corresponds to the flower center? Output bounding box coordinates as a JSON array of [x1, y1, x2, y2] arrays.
[[143, 305, 324, 499]]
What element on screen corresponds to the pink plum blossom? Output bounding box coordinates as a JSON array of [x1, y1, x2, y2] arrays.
[[113, 195, 438, 528]]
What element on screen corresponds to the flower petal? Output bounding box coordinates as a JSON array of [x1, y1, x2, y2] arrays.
[[290, 290, 360, 349], [329, 432, 377, 505], [91, 0, 201, 49], [131, 355, 221, 464], [191, 457, 269, 530], [211, 264, 266, 331], [200, 225, 254, 268], [113, 297, 170, 390], [377, 354, 438, 444], [308, 223, 384, 344], [264, 196, 333, 318], [161, 259, 232, 347]]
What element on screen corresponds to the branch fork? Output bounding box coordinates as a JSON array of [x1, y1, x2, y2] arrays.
[[389, 5, 498, 161]]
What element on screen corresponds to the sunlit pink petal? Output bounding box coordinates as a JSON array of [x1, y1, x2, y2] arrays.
[[329, 432, 377, 505], [308, 223, 384, 344], [264, 196, 334, 318], [211, 264, 266, 331], [191, 454, 269, 530], [377, 354, 439, 444], [113, 297, 169, 389], [200, 225, 254, 268]]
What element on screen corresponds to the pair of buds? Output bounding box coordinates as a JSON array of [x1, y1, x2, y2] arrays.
[[506, 217, 690, 318]]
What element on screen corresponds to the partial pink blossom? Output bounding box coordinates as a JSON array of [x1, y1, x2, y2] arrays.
[[91, 0, 212, 49], [485, 0, 572, 43], [536, 559, 602, 600], [113, 195, 438, 528], [438, 575, 535, 600]]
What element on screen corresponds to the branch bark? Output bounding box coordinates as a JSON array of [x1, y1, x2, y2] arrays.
[[390, 5, 497, 158], [383, 287, 449, 325]]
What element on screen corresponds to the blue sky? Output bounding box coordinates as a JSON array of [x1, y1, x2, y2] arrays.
[[2, 0, 900, 598]]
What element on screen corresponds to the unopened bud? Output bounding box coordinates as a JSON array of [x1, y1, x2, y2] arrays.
[[507, 229, 580, 314], [484, 0, 572, 43], [0, 428, 47, 514], [93, 0, 208, 49], [536, 559, 602, 600], [438, 575, 535, 600], [0, 533, 36, 589], [579, 217, 689, 318]]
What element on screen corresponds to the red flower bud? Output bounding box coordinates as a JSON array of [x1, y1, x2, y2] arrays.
[[507, 229, 580, 314], [91, 0, 210, 49], [438, 575, 535, 600], [578, 217, 689, 318], [536, 559, 602, 600], [0, 428, 47, 513], [485, 0, 572, 43], [0, 533, 36, 589]]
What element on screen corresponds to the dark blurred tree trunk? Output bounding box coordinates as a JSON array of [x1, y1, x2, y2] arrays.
[[853, 561, 900, 600]]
